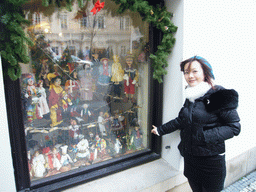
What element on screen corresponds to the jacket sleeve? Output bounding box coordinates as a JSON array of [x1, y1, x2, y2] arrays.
[[157, 108, 184, 136], [201, 88, 241, 144], [203, 109, 241, 144]]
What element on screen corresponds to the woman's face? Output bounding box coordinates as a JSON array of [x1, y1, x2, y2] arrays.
[[184, 61, 205, 87]]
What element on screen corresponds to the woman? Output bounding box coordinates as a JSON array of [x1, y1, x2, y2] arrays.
[[151, 56, 241, 192]]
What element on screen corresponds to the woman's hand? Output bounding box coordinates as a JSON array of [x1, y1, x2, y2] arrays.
[[151, 125, 159, 135]]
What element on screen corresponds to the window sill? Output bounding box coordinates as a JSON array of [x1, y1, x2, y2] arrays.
[[62, 158, 185, 192]]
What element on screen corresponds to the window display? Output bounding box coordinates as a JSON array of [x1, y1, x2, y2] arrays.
[[21, 0, 152, 183]]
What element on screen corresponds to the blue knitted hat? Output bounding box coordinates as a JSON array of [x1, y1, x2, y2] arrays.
[[192, 56, 215, 79]]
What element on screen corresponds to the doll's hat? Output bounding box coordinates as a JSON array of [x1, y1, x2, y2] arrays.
[[100, 58, 109, 62]]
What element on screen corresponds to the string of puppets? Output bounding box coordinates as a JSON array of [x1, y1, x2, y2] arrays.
[[23, 46, 145, 180]]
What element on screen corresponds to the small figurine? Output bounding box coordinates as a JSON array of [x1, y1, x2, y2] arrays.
[[32, 151, 46, 178], [68, 118, 80, 145], [114, 138, 122, 154], [131, 126, 143, 150], [123, 54, 139, 103], [110, 55, 124, 98], [24, 74, 39, 122], [110, 111, 124, 131], [80, 103, 92, 123], [65, 70, 80, 117], [68, 144, 78, 163], [52, 147, 62, 171], [98, 58, 111, 86], [76, 135, 90, 160], [42, 147, 53, 170], [98, 111, 107, 137], [60, 145, 73, 172], [38, 58, 50, 87], [78, 63, 94, 101], [48, 76, 72, 127], [37, 80, 50, 118]]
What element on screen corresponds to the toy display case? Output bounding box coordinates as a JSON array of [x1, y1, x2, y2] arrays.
[[3, 0, 163, 191]]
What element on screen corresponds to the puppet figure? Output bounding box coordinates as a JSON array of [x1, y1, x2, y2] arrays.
[[60, 145, 73, 172], [110, 55, 124, 98], [131, 126, 143, 150], [37, 80, 50, 118], [32, 151, 46, 178], [52, 147, 62, 171], [38, 58, 50, 87], [98, 58, 111, 86], [24, 74, 39, 122], [42, 147, 53, 170], [98, 111, 107, 137], [65, 70, 80, 117], [123, 54, 139, 103], [76, 135, 90, 161], [110, 111, 124, 131], [68, 118, 80, 145], [79, 63, 94, 101], [68, 144, 78, 163], [114, 138, 122, 154], [80, 103, 92, 123], [48, 76, 72, 127]]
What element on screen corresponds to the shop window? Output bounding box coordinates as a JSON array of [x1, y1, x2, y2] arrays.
[[3, 0, 163, 191]]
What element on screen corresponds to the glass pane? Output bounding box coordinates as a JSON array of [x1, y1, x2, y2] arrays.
[[21, 0, 150, 182]]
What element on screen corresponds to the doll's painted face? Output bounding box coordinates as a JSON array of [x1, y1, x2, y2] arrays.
[[28, 78, 34, 86], [126, 58, 133, 67], [73, 71, 78, 78], [54, 78, 61, 87], [184, 61, 205, 87], [39, 81, 43, 87], [102, 59, 108, 65], [70, 119, 77, 126]]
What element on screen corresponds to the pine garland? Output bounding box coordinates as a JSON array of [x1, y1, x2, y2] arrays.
[[0, 0, 177, 82]]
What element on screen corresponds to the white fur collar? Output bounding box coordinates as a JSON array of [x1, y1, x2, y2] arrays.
[[185, 82, 211, 102]]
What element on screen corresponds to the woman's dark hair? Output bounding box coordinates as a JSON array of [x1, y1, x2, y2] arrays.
[[180, 56, 214, 88]]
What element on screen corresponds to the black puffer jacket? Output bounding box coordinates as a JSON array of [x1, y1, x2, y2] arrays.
[[157, 85, 241, 157]]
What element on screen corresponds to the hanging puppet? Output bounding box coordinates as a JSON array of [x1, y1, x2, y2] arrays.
[[37, 80, 50, 118], [110, 55, 124, 98], [48, 76, 72, 127], [65, 70, 80, 117], [123, 54, 139, 103]]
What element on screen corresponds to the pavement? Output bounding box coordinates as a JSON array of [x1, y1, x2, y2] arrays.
[[222, 170, 256, 192]]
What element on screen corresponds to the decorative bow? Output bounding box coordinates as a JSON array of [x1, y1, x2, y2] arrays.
[[91, 0, 105, 15]]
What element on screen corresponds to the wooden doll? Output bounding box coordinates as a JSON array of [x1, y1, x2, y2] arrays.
[[52, 147, 62, 171], [98, 58, 111, 86], [24, 74, 39, 122], [76, 135, 90, 160], [37, 80, 50, 118], [78, 63, 94, 101], [123, 54, 139, 103], [98, 111, 107, 137], [68, 118, 80, 145], [48, 76, 72, 127], [65, 70, 80, 117], [110, 55, 124, 98], [60, 145, 73, 172], [80, 103, 92, 123], [32, 151, 46, 178]]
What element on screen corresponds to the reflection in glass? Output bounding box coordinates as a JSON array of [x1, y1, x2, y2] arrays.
[[21, 0, 150, 182]]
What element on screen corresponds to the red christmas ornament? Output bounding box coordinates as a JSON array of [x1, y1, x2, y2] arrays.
[[91, 0, 105, 15]]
